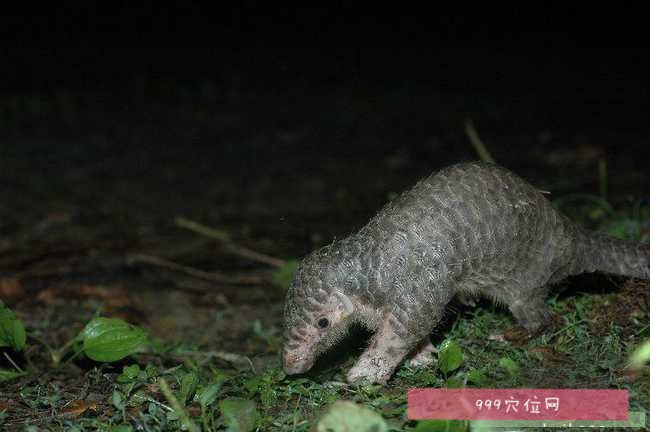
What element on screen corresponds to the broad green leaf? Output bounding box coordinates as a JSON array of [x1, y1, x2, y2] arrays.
[[438, 340, 463, 374], [0, 367, 25, 382], [414, 419, 469, 432], [81, 318, 147, 362], [314, 401, 387, 432], [219, 397, 258, 432], [499, 357, 520, 377], [271, 259, 299, 288], [0, 301, 26, 351]]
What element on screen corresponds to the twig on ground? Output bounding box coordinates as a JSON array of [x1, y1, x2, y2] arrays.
[[126, 253, 266, 286], [464, 119, 496, 163], [174, 350, 256, 372], [158, 377, 199, 432], [175, 217, 286, 268], [175, 217, 230, 242], [598, 158, 608, 200], [3, 352, 24, 374]]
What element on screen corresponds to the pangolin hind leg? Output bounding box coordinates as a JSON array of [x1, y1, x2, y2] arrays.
[[508, 291, 553, 334]]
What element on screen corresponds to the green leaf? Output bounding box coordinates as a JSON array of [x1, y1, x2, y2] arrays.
[[499, 357, 520, 377], [197, 382, 223, 408], [414, 419, 469, 432], [445, 375, 465, 388], [314, 401, 387, 432], [108, 426, 133, 432], [466, 369, 487, 386], [219, 397, 258, 432], [144, 364, 158, 379], [112, 390, 125, 410], [243, 375, 262, 393], [0, 301, 26, 351], [438, 340, 463, 374], [630, 339, 650, 368], [129, 390, 149, 407], [117, 364, 141, 383], [80, 317, 148, 362], [271, 259, 299, 288], [0, 367, 25, 382], [178, 371, 199, 405]]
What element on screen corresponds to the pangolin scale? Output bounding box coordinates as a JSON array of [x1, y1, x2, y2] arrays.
[[282, 162, 649, 384]]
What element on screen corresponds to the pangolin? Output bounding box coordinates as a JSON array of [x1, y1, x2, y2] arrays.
[[282, 161, 649, 384]]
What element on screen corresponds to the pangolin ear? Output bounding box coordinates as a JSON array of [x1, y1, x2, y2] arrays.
[[334, 291, 354, 314]]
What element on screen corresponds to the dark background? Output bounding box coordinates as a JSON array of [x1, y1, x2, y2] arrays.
[[1, 47, 648, 266]]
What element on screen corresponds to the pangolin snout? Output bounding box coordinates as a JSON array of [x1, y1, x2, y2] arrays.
[[282, 348, 315, 375]]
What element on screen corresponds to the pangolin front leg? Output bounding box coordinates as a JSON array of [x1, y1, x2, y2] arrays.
[[346, 312, 424, 384]]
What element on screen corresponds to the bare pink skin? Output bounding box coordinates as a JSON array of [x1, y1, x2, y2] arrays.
[[282, 328, 318, 374]]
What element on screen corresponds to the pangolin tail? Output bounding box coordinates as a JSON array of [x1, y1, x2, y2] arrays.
[[572, 226, 649, 279]]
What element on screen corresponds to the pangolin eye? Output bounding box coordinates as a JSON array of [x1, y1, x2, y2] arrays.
[[317, 317, 330, 329]]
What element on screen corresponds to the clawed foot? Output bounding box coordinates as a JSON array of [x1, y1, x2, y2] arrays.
[[406, 341, 437, 367], [509, 299, 554, 335], [346, 356, 393, 384], [496, 313, 568, 345], [347, 342, 437, 383]]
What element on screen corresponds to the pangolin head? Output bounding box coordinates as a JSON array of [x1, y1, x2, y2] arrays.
[[282, 243, 356, 375]]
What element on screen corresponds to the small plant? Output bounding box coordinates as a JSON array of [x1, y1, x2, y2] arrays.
[[39, 316, 149, 366], [1, 303, 149, 383], [0, 301, 26, 351], [0, 301, 26, 381]]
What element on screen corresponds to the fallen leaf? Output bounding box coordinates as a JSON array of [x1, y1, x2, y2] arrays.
[[187, 405, 202, 417], [37, 284, 132, 309], [527, 346, 569, 364], [0, 278, 25, 300], [34, 211, 73, 232], [60, 399, 97, 417], [502, 327, 530, 345], [127, 406, 143, 418]]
